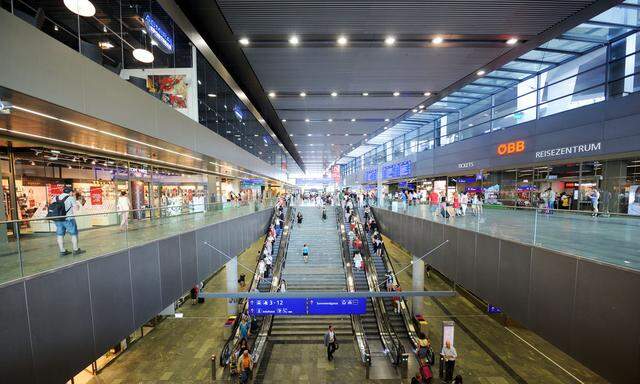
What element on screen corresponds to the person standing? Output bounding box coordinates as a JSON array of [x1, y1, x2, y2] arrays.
[[50, 186, 85, 256], [460, 192, 469, 216], [302, 243, 309, 263], [324, 325, 338, 361], [117, 190, 131, 230], [441, 340, 457, 383], [322, 207, 327, 221], [297, 211, 303, 227], [589, 187, 600, 217]]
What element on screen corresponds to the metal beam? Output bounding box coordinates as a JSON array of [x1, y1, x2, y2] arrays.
[[199, 290, 456, 299]]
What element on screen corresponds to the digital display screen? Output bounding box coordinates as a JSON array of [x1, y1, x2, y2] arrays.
[[248, 297, 367, 316], [382, 160, 412, 180]]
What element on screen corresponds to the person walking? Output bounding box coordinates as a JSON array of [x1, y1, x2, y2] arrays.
[[324, 325, 338, 361], [453, 192, 461, 216], [297, 211, 303, 227], [189, 284, 198, 305], [117, 190, 131, 230], [441, 340, 457, 383], [589, 187, 600, 217], [49, 186, 85, 256], [302, 243, 310, 263], [460, 191, 469, 216], [238, 350, 253, 384], [322, 207, 327, 221]]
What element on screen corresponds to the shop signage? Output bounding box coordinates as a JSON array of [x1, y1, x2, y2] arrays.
[[497, 140, 525, 156], [89, 186, 103, 205], [458, 161, 475, 169], [143, 13, 174, 54], [535, 142, 602, 159]]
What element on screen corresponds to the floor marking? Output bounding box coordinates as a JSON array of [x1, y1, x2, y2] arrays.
[[504, 327, 585, 384]]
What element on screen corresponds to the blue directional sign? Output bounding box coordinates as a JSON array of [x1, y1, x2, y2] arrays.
[[248, 298, 307, 315], [308, 297, 366, 315], [248, 297, 367, 316]]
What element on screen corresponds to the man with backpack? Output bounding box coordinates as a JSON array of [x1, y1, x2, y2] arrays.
[[48, 186, 85, 256]]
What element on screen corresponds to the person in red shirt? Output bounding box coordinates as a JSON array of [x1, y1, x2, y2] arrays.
[[429, 190, 440, 219]]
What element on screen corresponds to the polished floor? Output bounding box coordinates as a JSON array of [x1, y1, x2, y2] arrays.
[[382, 203, 640, 270], [0, 202, 268, 284], [82, 230, 608, 383]]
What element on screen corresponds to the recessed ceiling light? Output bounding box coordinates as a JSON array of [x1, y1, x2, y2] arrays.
[[268, 91, 276, 98], [506, 37, 518, 45], [133, 48, 154, 63], [282, 119, 287, 122], [363, 133, 367, 136], [98, 41, 114, 49], [384, 126, 388, 130], [384, 36, 396, 46], [412, 109, 417, 113], [419, 105, 425, 109], [351, 118, 356, 122], [345, 133, 349, 136], [310, 144, 314, 146], [424, 92, 431, 97], [289, 35, 300, 45], [64, 0, 96, 17], [289, 134, 293, 136], [477, 70, 486, 76], [337, 36, 348, 46], [54, 25, 59, 31], [300, 91, 307, 97], [326, 133, 331, 136], [362, 92, 369, 96], [208, 93, 217, 98], [393, 91, 400, 97], [239, 37, 250, 46], [307, 133, 312, 136], [294, 143, 298, 146], [384, 118, 390, 122], [254, 134, 259, 137], [305, 118, 310, 122], [328, 118, 333, 122], [432, 36, 444, 44], [331, 91, 338, 97]]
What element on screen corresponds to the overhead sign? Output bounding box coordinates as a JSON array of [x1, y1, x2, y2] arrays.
[[248, 297, 366, 316], [535, 142, 602, 159], [143, 13, 174, 54], [487, 304, 502, 314], [382, 160, 412, 180], [364, 169, 378, 183], [497, 140, 525, 156]]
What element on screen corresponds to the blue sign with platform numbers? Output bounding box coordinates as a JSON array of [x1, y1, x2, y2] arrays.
[[248, 297, 366, 316]]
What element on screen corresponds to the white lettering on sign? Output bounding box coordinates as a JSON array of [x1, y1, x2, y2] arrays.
[[458, 162, 475, 169], [535, 142, 602, 159]]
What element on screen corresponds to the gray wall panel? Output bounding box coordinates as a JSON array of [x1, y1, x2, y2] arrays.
[[441, 225, 458, 280], [474, 234, 500, 304], [196, 228, 212, 282], [456, 229, 476, 292], [430, 222, 445, 271], [528, 248, 576, 352], [26, 264, 95, 384], [130, 243, 162, 325], [497, 240, 531, 325], [571, 261, 640, 384], [159, 236, 183, 308], [417, 218, 430, 257], [87, 251, 135, 357], [0, 281, 34, 384], [180, 231, 197, 292], [210, 223, 224, 272]]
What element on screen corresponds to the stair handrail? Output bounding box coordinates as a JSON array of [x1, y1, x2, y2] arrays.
[[343, 203, 406, 366], [365, 205, 420, 350], [334, 205, 371, 368]]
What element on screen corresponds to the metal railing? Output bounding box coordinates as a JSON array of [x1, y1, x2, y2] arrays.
[[0, 199, 275, 285], [335, 206, 371, 371]]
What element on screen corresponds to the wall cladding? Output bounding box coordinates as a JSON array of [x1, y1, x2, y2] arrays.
[[0, 208, 273, 384], [372, 208, 640, 384]]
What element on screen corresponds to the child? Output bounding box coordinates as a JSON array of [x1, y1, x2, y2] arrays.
[[303, 243, 309, 263]]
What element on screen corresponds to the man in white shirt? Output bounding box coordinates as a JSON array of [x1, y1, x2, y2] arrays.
[[441, 340, 458, 382], [323, 325, 338, 361], [54, 186, 85, 256]]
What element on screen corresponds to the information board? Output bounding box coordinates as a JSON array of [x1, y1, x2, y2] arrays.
[[364, 169, 378, 183], [248, 297, 366, 316], [381, 160, 412, 180]]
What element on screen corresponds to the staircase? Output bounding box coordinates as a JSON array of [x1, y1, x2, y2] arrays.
[[269, 206, 351, 342]]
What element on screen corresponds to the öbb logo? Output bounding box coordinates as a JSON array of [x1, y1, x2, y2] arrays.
[[497, 140, 525, 156]]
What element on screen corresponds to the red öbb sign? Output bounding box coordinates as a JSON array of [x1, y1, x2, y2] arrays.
[[497, 140, 525, 156]]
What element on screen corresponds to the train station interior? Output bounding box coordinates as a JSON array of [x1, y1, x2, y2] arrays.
[[0, 1, 638, 383]]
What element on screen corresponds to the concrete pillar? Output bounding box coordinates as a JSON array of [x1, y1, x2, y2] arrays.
[[412, 255, 425, 316], [225, 257, 238, 316]]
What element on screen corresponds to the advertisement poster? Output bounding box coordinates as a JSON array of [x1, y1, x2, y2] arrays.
[[628, 185, 640, 216], [146, 75, 188, 109], [89, 186, 103, 206], [331, 165, 341, 183], [46, 184, 65, 201]]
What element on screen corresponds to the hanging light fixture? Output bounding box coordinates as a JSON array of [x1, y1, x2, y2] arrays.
[[133, 48, 154, 63], [63, 0, 96, 17]]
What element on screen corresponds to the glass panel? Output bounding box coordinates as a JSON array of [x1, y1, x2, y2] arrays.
[[503, 60, 552, 72], [488, 70, 531, 80], [591, 5, 640, 27], [610, 31, 640, 60], [520, 50, 575, 63], [539, 65, 606, 103], [474, 77, 518, 87], [538, 85, 605, 118], [441, 96, 479, 104], [541, 38, 600, 53], [492, 106, 536, 131], [460, 84, 502, 94], [563, 23, 632, 43], [449, 91, 489, 99]]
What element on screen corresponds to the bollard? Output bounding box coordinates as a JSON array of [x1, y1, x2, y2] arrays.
[[211, 354, 216, 381]]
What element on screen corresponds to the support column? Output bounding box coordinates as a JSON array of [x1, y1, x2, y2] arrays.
[[225, 257, 238, 316], [412, 254, 425, 316]]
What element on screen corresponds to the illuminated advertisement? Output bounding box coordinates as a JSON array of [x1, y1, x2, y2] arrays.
[[628, 185, 640, 216], [143, 13, 174, 54], [497, 140, 525, 156]]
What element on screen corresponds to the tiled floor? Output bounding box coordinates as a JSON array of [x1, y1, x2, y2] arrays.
[[0, 203, 269, 284], [380, 204, 640, 270]]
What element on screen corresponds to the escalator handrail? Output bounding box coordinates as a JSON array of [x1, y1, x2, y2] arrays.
[[366, 205, 420, 350], [219, 204, 288, 366], [335, 206, 371, 367], [248, 205, 294, 375], [344, 203, 405, 365]]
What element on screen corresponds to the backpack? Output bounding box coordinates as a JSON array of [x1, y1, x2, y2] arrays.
[[46, 195, 70, 221]]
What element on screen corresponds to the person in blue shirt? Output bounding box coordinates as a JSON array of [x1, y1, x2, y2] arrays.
[[239, 318, 250, 340], [303, 244, 309, 263]]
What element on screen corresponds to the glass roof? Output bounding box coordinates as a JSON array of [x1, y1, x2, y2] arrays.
[[474, 77, 519, 87], [563, 23, 632, 43], [540, 38, 599, 53], [502, 60, 553, 72], [520, 49, 576, 63]]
